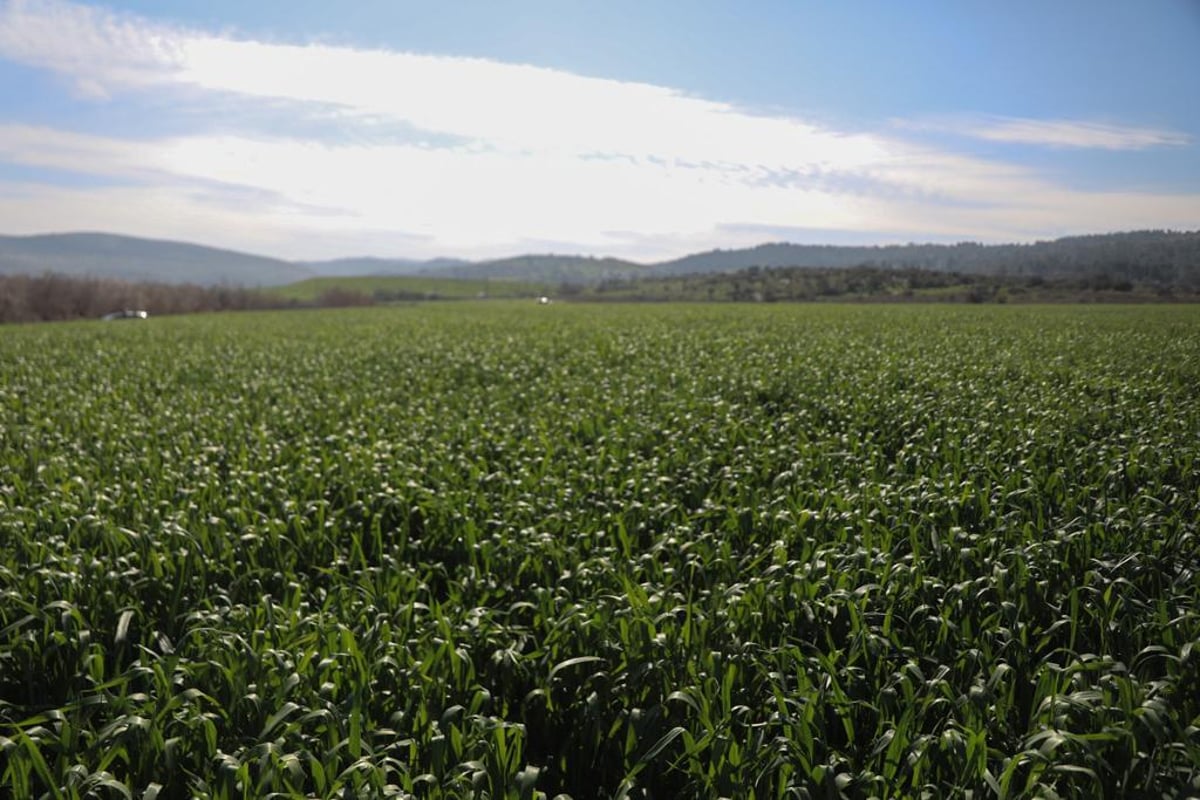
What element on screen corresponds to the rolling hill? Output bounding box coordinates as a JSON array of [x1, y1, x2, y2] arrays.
[[423, 254, 646, 282], [300, 256, 471, 277], [1, 229, 1196, 289], [0, 232, 312, 286], [653, 231, 1200, 286]]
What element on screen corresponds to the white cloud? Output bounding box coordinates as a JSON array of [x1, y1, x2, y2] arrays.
[[0, 0, 184, 97], [0, 1, 893, 171], [0, 124, 878, 256], [896, 114, 1191, 150], [0, 0, 1197, 260], [172, 38, 897, 174]]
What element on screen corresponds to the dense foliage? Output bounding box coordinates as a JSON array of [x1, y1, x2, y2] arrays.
[[1, 303, 1198, 799], [572, 265, 1200, 304]]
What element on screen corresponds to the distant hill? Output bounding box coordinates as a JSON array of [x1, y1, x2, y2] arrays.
[[415, 231, 1200, 287], [302, 256, 471, 277], [656, 243, 890, 274], [428, 254, 646, 282], [1, 229, 1196, 289], [0, 232, 312, 286], [654, 231, 1200, 287]]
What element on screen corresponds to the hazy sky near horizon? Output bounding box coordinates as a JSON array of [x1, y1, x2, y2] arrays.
[[0, 0, 1198, 262]]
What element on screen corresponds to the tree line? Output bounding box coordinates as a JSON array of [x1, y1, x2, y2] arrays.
[[568, 265, 1199, 304], [0, 273, 373, 324]]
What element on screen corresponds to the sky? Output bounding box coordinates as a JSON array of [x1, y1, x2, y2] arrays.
[[0, 0, 1198, 262]]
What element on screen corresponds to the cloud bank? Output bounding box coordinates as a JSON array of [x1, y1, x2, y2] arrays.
[[0, 0, 1197, 260]]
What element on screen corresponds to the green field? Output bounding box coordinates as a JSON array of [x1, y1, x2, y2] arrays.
[[1, 303, 1198, 798], [271, 276, 552, 303]]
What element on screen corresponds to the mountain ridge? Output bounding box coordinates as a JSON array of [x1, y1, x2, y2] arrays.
[[1, 229, 1197, 288]]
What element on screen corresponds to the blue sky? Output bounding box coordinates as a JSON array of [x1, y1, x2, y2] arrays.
[[0, 0, 1197, 261]]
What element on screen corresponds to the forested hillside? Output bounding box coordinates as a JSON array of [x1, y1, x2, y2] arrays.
[[655, 230, 1200, 287]]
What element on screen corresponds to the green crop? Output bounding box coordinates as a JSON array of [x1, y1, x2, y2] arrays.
[[1, 303, 1198, 799]]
